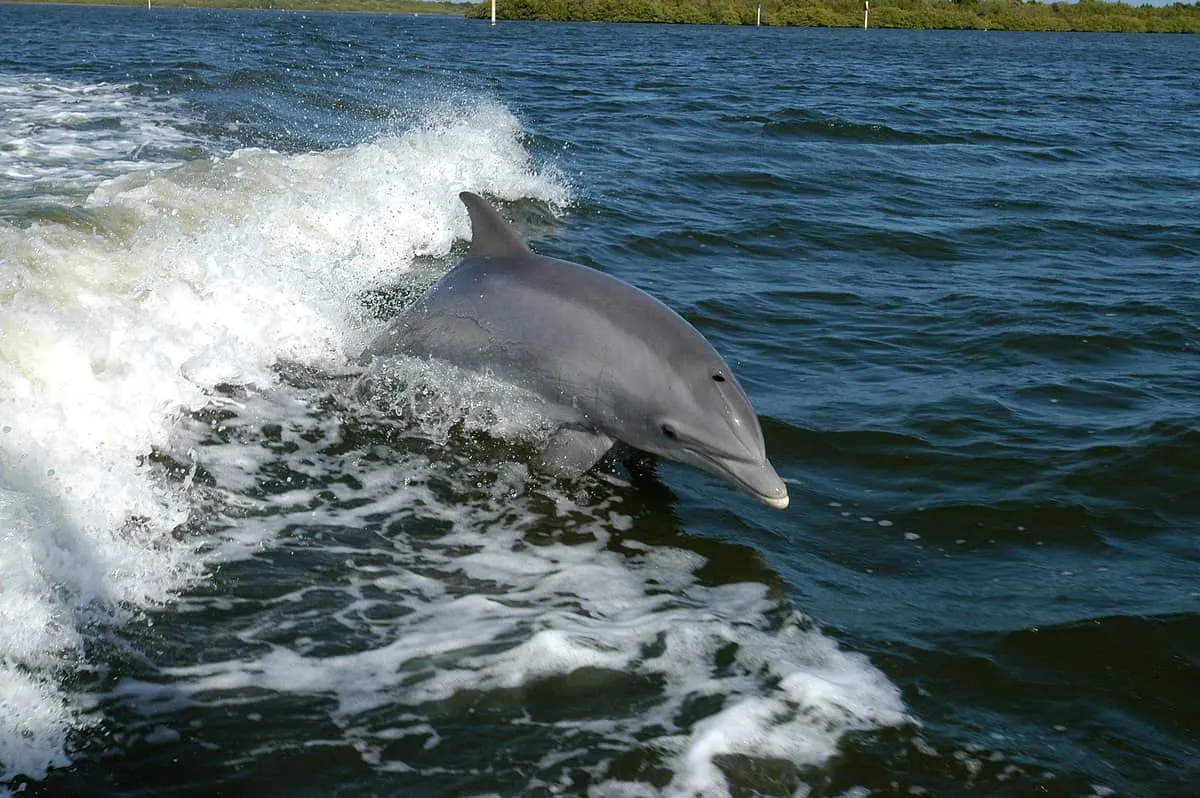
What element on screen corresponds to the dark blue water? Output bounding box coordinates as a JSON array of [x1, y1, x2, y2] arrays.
[[1, 5, 1197, 796]]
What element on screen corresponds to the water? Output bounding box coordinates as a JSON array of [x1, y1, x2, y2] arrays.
[[1, 5, 1197, 795]]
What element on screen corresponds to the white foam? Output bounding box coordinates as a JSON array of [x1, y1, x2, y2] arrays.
[[98, 388, 907, 795], [356, 356, 558, 448], [0, 75, 201, 202], [0, 90, 565, 782]]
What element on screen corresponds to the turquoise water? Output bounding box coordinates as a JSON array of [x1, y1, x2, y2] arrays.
[[1, 6, 1197, 796]]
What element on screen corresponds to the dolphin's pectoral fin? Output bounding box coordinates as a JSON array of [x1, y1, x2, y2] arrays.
[[536, 427, 614, 478]]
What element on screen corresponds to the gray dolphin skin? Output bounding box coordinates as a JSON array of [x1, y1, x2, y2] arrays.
[[362, 192, 789, 509]]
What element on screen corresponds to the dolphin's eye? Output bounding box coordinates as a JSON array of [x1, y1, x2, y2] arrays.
[[661, 424, 678, 440], [712, 373, 726, 383]]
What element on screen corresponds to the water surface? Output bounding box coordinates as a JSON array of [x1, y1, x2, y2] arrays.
[[1, 6, 1197, 796]]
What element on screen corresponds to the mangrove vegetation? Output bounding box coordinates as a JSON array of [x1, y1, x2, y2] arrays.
[[465, 0, 1200, 32], [4, 0, 1196, 32], [1, 0, 467, 14]]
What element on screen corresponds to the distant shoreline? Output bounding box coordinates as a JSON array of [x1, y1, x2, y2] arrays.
[[0, 0, 469, 14], [3, 0, 1197, 32], [462, 0, 1200, 34]]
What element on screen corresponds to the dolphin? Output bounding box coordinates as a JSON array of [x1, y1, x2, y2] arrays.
[[361, 192, 788, 509]]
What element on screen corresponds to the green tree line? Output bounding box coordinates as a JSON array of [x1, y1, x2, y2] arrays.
[[465, 0, 1200, 32], [5, 0, 1196, 31], [1, 0, 468, 14]]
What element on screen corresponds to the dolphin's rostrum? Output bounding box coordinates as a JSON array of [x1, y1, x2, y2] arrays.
[[362, 192, 789, 509]]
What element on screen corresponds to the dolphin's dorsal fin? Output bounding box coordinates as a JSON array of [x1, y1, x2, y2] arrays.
[[460, 191, 532, 259]]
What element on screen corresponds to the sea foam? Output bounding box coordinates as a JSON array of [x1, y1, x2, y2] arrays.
[[106, 386, 907, 796], [0, 80, 564, 783]]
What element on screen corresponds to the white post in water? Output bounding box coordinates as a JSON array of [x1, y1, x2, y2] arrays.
[[864, 0, 869, 28], [756, 3, 761, 25], [491, 0, 496, 25]]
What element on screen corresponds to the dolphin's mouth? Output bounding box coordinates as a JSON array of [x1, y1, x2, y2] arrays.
[[758, 491, 790, 510], [687, 449, 789, 510]]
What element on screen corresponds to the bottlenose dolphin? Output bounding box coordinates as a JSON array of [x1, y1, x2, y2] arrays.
[[361, 192, 788, 509]]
